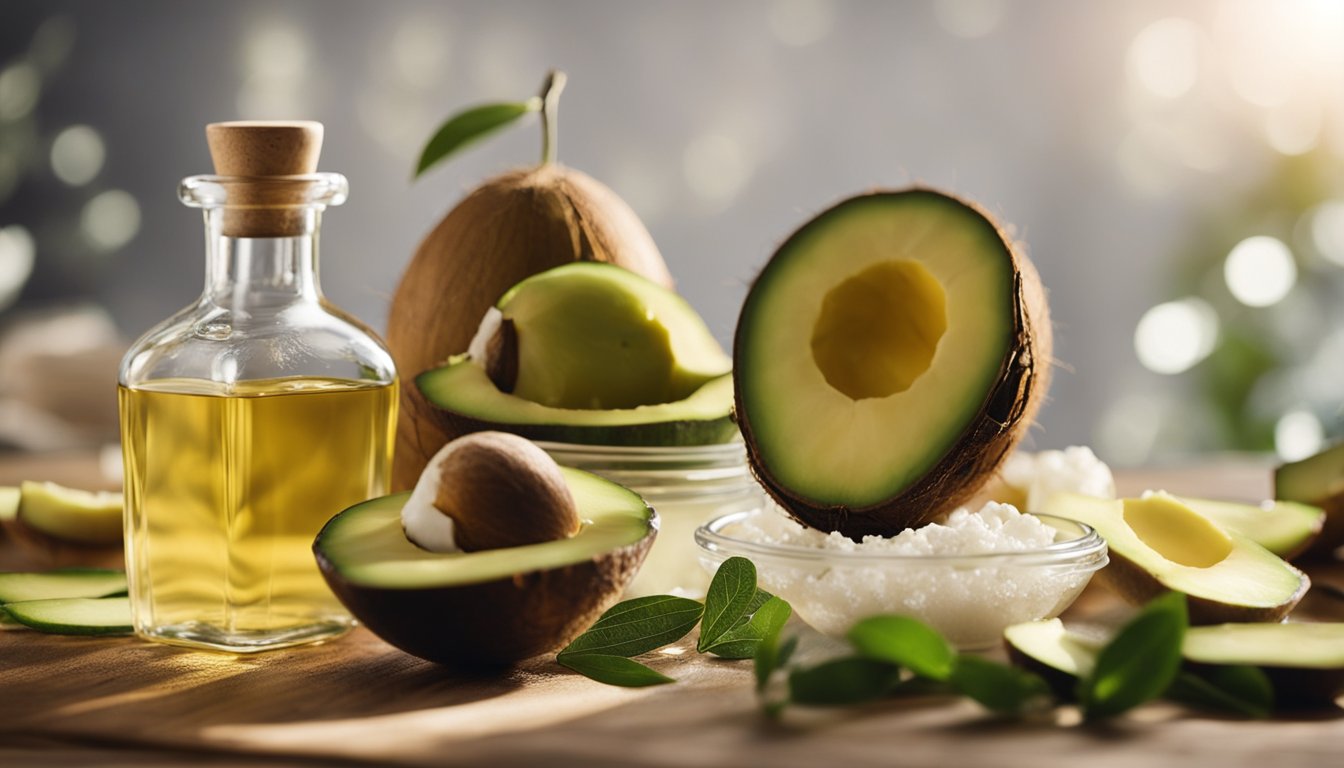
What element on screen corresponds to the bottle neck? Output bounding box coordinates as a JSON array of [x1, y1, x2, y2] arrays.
[[202, 207, 323, 310]]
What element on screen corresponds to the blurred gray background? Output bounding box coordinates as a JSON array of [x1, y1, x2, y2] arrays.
[[1, 0, 1342, 466]]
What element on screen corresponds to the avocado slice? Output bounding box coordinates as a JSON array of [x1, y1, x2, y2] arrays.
[[16, 481, 122, 545], [1184, 623, 1344, 708], [1002, 618, 1103, 698], [1005, 619, 1344, 710], [3, 596, 132, 636], [3, 481, 124, 569], [0, 568, 127, 603], [0, 486, 17, 522], [313, 466, 657, 668], [418, 263, 736, 447], [1176, 495, 1324, 560], [734, 189, 1051, 536], [1042, 492, 1308, 624], [1275, 441, 1344, 559], [419, 363, 736, 446]]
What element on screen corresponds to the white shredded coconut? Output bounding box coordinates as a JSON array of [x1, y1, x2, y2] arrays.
[[729, 500, 1095, 648], [1001, 446, 1116, 512]]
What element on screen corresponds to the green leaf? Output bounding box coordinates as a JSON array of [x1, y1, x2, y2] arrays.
[[557, 653, 674, 687], [1079, 592, 1188, 720], [559, 595, 703, 658], [848, 615, 956, 681], [1168, 666, 1274, 718], [949, 655, 1052, 714], [788, 657, 903, 706], [414, 99, 542, 178], [754, 626, 797, 694], [698, 557, 758, 652], [704, 595, 792, 659]]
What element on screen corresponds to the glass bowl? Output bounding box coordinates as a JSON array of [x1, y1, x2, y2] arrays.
[[695, 507, 1108, 650]]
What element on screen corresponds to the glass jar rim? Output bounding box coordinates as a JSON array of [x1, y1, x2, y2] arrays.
[[696, 507, 1109, 568], [178, 173, 348, 209]]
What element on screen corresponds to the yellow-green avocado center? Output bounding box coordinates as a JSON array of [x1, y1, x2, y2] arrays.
[[811, 259, 947, 401]]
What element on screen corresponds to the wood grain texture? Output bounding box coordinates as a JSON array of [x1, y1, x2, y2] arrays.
[[2, 453, 1342, 767]]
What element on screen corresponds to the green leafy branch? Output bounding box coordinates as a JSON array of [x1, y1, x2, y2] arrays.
[[414, 70, 567, 178], [556, 557, 791, 687], [756, 592, 1273, 721]]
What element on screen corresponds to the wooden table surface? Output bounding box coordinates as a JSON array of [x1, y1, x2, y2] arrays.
[[2, 452, 1341, 767]]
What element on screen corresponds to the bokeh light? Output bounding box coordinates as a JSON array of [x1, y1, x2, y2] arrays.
[[1223, 236, 1297, 307], [236, 19, 311, 117], [0, 225, 36, 311], [1126, 18, 1201, 100], [683, 133, 751, 210], [50, 124, 105, 186], [80, 190, 141, 252], [0, 61, 41, 121], [768, 0, 835, 47], [1274, 409, 1323, 461], [1134, 297, 1219, 375], [1309, 200, 1344, 266], [1264, 99, 1321, 156], [934, 0, 1005, 39]]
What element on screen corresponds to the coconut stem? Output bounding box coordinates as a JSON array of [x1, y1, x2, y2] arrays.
[[539, 70, 567, 166]]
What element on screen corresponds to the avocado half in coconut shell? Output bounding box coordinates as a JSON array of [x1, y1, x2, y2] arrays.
[[734, 188, 1052, 538], [313, 467, 657, 668], [388, 164, 675, 492]]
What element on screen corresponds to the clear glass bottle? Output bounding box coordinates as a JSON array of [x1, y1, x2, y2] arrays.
[[118, 122, 397, 652], [536, 440, 762, 598]]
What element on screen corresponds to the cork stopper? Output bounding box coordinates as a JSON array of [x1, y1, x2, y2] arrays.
[[205, 121, 325, 237]]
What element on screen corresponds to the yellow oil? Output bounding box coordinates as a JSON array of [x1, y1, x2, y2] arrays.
[[119, 377, 396, 652]]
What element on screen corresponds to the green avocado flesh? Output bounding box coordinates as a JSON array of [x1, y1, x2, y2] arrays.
[[1007, 618, 1344, 707], [498, 263, 730, 410], [0, 486, 18, 521], [1184, 623, 1344, 669], [1275, 441, 1344, 556], [314, 467, 654, 588], [1276, 441, 1344, 502], [1003, 618, 1102, 679], [0, 568, 127, 603], [736, 192, 1016, 509], [17, 480, 122, 544], [1177, 496, 1323, 559], [3, 596, 132, 635], [1042, 493, 1306, 619], [419, 363, 736, 446]]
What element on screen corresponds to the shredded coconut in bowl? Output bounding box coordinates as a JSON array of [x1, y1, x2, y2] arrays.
[[722, 500, 1103, 649]]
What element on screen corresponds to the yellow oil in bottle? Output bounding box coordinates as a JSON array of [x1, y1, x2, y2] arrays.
[[119, 377, 396, 651]]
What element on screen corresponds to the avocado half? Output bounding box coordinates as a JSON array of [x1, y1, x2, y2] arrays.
[[313, 467, 656, 668], [1043, 492, 1308, 624], [1275, 441, 1344, 559], [417, 263, 736, 447], [734, 189, 1051, 537]]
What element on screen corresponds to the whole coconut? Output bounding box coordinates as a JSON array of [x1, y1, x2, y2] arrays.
[[388, 80, 673, 490]]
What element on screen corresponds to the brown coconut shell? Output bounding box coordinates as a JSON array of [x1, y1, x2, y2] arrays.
[[387, 164, 674, 491], [735, 188, 1053, 538]]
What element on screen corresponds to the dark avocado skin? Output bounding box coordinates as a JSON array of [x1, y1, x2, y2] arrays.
[[313, 507, 657, 670]]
